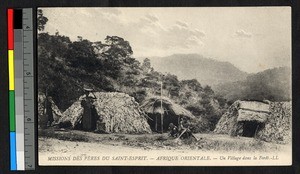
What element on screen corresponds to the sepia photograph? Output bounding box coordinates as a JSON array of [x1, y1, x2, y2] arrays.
[[37, 7, 292, 166]]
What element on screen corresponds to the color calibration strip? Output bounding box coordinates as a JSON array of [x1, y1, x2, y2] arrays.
[[8, 8, 35, 171], [8, 8, 17, 171]]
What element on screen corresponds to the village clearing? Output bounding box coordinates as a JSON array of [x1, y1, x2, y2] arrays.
[[39, 128, 289, 154]]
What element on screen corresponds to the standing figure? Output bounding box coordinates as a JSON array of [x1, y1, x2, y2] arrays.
[[46, 96, 54, 127], [179, 117, 185, 131], [81, 88, 97, 131]]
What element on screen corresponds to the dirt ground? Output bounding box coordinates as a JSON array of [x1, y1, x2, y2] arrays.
[[39, 128, 291, 152], [38, 128, 292, 166]]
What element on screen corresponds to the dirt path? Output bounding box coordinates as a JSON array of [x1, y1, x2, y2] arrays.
[[39, 136, 291, 166]]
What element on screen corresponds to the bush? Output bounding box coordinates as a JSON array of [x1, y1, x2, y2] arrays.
[[189, 118, 211, 133]]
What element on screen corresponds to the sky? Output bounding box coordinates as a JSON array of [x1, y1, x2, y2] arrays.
[[41, 7, 291, 73]]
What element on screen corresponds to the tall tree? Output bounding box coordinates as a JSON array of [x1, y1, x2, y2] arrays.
[[141, 58, 153, 74], [103, 36, 133, 58], [37, 9, 48, 31]]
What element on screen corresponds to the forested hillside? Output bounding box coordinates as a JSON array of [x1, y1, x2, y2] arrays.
[[143, 54, 248, 86], [38, 10, 224, 132], [214, 67, 291, 103]]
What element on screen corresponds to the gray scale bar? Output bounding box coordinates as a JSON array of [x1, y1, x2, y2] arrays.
[[14, 29, 25, 170]]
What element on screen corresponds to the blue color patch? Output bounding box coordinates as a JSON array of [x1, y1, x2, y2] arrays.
[[10, 132, 17, 170]]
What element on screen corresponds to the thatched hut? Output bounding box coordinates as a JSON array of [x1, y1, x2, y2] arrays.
[[38, 93, 63, 128], [141, 96, 195, 132], [58, 92, 151, 134], [214, 100, 292, 144]]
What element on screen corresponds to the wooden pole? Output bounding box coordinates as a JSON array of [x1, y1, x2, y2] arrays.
[[42, 88, 48, 129], [254, 123, 260, 138], [155, 115, 157, 132], [44, 88, 48, 115], [161, 81, 163, 133]]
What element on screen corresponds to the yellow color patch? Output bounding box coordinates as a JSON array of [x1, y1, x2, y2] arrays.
[[8, 50, 14, 90]]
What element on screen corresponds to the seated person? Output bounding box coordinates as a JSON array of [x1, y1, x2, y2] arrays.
[[168, 123, 179, 137]]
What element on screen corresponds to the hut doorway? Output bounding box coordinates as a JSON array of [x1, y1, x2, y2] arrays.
[[241, 121, 262, 137], [147, 113, 179, 132]]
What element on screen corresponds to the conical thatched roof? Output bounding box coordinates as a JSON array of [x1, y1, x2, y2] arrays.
[[141, 95, 195, 119], [58, 92, 151, 134]]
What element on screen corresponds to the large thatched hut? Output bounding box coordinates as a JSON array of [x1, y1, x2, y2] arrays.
[[214, 100, 292, 144], [58, 92, 151, 134], [141, 96, 195, 132]]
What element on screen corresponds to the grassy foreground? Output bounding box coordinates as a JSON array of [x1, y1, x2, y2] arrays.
[[39, 128, 285, 152]]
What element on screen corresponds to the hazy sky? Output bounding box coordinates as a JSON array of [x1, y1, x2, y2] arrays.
[[41, 7, 291, 73]]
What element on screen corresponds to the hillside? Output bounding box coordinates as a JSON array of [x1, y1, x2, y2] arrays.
[[141, 54, 248, 87], [214, 67, 292, 102]]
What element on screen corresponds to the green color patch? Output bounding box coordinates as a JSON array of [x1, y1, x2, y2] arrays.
[[9, 91, 15, 131]]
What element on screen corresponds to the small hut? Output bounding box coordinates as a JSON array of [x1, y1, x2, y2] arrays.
[[214, 100, 292, 144], [38, 93, 63, 128], [141, 96, 195, 132], [58, 92, 152, 134]]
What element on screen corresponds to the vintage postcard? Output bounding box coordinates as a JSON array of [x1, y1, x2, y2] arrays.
[[37, 7, 292, 166]]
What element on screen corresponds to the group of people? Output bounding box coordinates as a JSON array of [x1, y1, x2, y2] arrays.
[[168, 118, 192, 139]]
